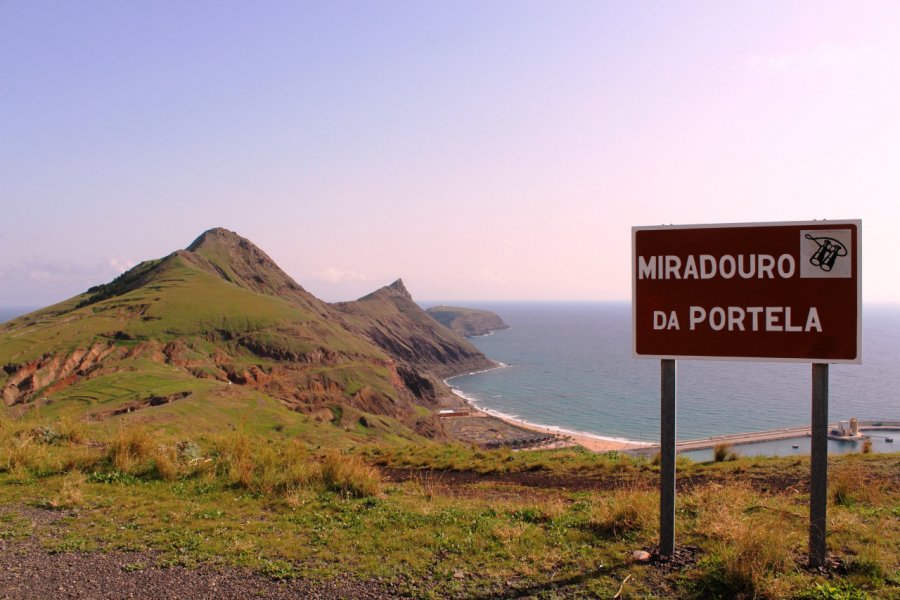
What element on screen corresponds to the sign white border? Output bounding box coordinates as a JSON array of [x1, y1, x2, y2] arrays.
[[631, 219, 862, 364]]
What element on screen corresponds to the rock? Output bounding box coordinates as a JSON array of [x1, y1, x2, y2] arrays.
[[632, 550, 652, 563]]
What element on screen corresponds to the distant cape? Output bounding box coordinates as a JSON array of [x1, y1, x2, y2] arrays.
[[425, 305, 509, 337]]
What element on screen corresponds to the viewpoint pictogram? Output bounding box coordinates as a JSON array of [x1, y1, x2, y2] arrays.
[[804, 234, 848, 273], [799, 228, 853, 278]]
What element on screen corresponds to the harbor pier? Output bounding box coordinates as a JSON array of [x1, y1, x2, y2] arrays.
[[638, 420, 899, 454]]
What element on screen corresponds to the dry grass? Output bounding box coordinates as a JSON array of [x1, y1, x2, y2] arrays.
[[215, 433, 255, 489], [207, 435, 383, 498], [278, 441, 317, 490], [319, 449, 382, 498], [48, 471, 86, 509], [685, 482, 804, 598], [0, 415, 31, 473], [589, 488, 658, 538], [411, 469, 443, 501], [0, 416, 897, 598], [54, 419, 87, 445], [108, 427, 157, 473], [0, 417, 99, 478], [715, 517, 799, 595], [1, 434, 33, 474], [829, 460, 886, 507], [152, 445, 180, 481], [62, 445, 104, 473]]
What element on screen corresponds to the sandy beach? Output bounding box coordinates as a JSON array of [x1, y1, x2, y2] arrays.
[[445, 381, 652, 452], [484, 409, 652, 452]]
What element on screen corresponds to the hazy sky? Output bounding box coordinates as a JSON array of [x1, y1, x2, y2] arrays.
[[2, 2, 899, 306]]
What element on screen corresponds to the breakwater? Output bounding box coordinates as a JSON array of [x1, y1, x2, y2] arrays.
[[636, 420, 900, 453]]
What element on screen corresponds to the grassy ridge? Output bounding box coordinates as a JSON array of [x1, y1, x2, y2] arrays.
[[1, 414, 897, 599], [0, 255, 384, 365], [1, 230, 500, 450], [0, 252, 428, 441]]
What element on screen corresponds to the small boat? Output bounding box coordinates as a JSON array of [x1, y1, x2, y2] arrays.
[[792, 444, 800, 449], [886, 437, 894, 443]]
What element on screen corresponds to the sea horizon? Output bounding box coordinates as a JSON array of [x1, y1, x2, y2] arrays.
[[438, 301, 900, 454], [4, 301, 899, 455]]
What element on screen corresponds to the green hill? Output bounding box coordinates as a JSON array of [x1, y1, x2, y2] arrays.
[[0, 228, 488, 441]]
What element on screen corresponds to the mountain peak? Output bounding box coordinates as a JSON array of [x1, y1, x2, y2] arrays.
[[337, 278, 494, 379], [186, 227, 244, 252], [359, 278, 412, 302], [386, 279, 412, 299], [182, 227, 311, 301], [75, 228, 313, 310]]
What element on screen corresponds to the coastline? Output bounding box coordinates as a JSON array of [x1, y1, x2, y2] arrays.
[[445, 364, 653, 453]]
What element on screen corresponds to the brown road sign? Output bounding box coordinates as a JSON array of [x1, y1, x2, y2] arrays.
[[632, 220, 861, 363]]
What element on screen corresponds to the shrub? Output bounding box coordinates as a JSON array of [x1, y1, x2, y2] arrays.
[[713, 443, 738, 462], [217, 434, 255, 489], [107, 428, 156, 474], [31, 426, 63, 445], [152, 445, 180, 481], [26, 419, 86, 446], [62, 445, 104, 473], [176, 440, 202, 461], [319, 450, 382, 498]]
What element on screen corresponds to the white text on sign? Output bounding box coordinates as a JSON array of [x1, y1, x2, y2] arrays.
[[653, 306, 822, 332]]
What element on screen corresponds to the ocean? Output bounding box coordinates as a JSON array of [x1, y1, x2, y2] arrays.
[[442, 302, 900, 454]]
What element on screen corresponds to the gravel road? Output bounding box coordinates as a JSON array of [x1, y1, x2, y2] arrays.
[[0, 538, 397, 600]]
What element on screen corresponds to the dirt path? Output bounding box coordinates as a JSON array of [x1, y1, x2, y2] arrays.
[[0, 538, 395, 600], [382, 465, 816, 496]]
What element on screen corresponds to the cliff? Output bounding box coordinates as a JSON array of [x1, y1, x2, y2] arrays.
[[335, 280, 495, 382], [426, 306, 509, 337]]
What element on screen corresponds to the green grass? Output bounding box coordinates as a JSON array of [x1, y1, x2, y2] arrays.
[[39, 362, 214, 415], [0, 253, 429, 443], [0, 255, 387, 365], [1, 417, 897, 598]]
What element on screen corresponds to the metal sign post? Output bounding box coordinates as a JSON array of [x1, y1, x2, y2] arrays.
[[632, 220, 861, 567], [660, 359, 677, 557], [809, 363, 829, 567]]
